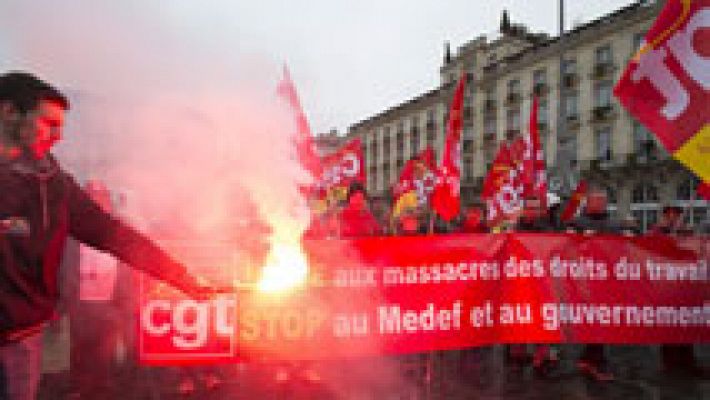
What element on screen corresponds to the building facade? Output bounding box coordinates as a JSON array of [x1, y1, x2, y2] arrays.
[[346, 0, 707, 232]]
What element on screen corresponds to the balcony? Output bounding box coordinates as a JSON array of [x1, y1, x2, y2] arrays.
[[562, 73, 578, 89], [591, 63, 615, 79], [484, 131, 496, 141], [484, 99, 497, 113], [463, 107, 473, 125], [591, 105, 615, 122], [505, 92, 522, 106], [533, 82, 549, 97], [565, 114, 581, 129], [505, 129, 520, 140], [590, 158, 613, 171]]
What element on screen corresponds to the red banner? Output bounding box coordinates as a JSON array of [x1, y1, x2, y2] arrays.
[[139, 234, 709, 364]]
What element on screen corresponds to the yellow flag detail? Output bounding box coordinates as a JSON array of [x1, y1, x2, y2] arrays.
[[673, 124, 710, 182]]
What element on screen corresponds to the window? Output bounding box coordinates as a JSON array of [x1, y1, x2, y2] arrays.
[[596, 128, 612, 161], [632, 32, 645, 54], [427, 110, 436, 127], [605, 186, 618, 205], [370, 141, 378, 163], [507, 79, 521, 104], [508, 79, 521, 94], [533, 69, 546, 86], [594, 82, 613, 108], [595, 44, 613, 65], [632, 183, 659, 203], [565, 93, 579, 118], [383, 132, 391, 158], [396, 123, 404, 155], [484, 118, 496, 135], [507, 109, 521, 131], [485, 87, 497, 102], [463, 157, 474, 181], [677, 177, 699, 201], [631, 182, 660, 232], [538, 99, 549, 124], [410, 130, 420, 156], [633, 122, 655, 157], [562, 59, 577, 75], [463, 139, 474, 153], [557, 135, 578, 167]]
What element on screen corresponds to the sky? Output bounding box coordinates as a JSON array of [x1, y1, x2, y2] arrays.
[[0, 0, 637, 135], [0, 0, 640, 235]]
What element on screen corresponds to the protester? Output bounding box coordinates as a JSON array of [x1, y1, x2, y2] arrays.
[[460, 205, 487, 233], [619, 214, 640, 237], [338, 181, 382, 238], [570, 188, 618, 382], [651, 205, 704, 377], [650, 205, 687, 235], [0, 71, 218, 400]]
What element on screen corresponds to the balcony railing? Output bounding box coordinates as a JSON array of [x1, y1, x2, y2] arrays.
[[505, 129, 520, 140], [591, 105, 615, 122], [505, 92, 522, 106], [591, 63, 615, 79], [562, 73, 578, 89], [484, 99, 497, 113], [533, 83, 549, 97]]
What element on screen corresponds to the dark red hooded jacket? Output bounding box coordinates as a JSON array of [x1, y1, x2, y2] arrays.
[[0, 156, 197, 343]]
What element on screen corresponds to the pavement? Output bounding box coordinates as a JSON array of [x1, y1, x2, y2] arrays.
[[39, 344, 709, 400]]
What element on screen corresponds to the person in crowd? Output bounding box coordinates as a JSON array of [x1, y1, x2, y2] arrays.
[[570, 188, 617, 381], [651, 205, 705, 377], [505, 196, 559, 376], [394, 207, 422, 236], [0, 71, 218, 400], [651, 205, 687, 235], [338, 181, 382, 238], [460, 205, 487, 233], [619, 214, 640, 237]]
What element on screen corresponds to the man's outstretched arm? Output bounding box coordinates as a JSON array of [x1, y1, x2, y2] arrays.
[[65, 175, 216, 298]]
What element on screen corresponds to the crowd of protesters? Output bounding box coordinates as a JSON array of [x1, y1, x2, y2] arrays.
[[305, 181, 708, 383]]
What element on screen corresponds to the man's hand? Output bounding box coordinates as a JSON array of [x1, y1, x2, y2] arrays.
[[182, 276, 236, 300], [172, 271, 233, 300]]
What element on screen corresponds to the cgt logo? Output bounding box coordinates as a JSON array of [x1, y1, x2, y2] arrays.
[[140, 294, 237, 359]]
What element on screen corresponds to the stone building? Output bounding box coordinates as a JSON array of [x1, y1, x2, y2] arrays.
[[346, 0, 707, 232]]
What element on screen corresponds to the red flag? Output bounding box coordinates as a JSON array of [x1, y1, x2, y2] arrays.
[[392, 147, 436, 206], [431, 72, 466, 221], [318, 138, 365, 203], [520, 96, 548, 208], [560, 180, 589, 223], [697, 181, 710, 201], [482, 142, 524, 227], [613, 0, 709, 183], [277, 65, 322, 180]]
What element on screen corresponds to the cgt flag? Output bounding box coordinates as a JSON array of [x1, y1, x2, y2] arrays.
[[560, 180, 588, 223], [318, 138, 365, 204], [431, 71, 467, 222], [482, 142, 523, 229], [613, 0, 709, 182], [392, 146, 436, 218], [520, 96, 547, 209]]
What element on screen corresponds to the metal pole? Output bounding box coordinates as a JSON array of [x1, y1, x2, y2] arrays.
[[555, 0, 568, 191]]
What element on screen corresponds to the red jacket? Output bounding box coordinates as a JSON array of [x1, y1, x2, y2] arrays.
[[338, 206, 381, 238]]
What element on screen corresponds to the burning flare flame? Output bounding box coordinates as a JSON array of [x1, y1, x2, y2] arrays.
[[257, 223, 309, 293]]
